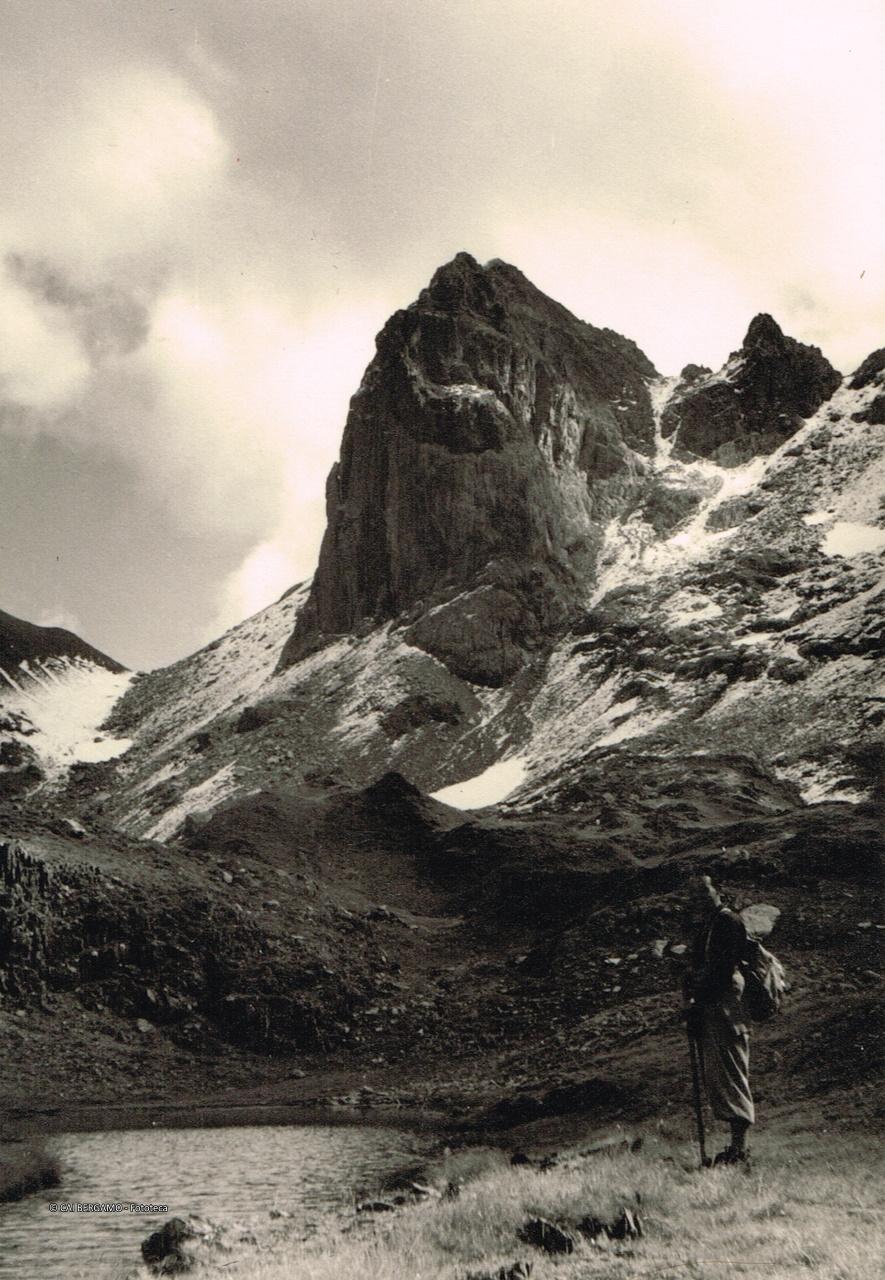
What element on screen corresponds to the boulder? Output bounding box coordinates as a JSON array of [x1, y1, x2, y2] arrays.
[[578, 1206, 643, 1241], [381, 693, 463, 738], [852, 393, 885, 424], [141, 1218, 195, 1273], [517, 1217, 575, 1254], [768, 657, 809, 684], [466, 1263, 533, 1280]]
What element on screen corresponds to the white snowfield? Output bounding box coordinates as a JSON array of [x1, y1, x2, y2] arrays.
[[822, 522, 885, 558], [431, 756, 528, 809], [0, 658, 133, 778]]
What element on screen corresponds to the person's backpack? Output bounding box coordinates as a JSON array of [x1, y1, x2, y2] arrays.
[[741, 935, 787, 1021]]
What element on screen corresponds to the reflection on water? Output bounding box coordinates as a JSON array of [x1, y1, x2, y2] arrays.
[[1, 1122, 433, 1279]]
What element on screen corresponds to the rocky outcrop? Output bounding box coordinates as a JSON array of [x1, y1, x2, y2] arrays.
[[279, 253, 657, 684], [141, 1218, 196, 1273], [0, 829, 359, 1054], [661, 314, 841, 464], [848, 348, 885, 390], [0, 842, 52, 996], [848, 349, 885, 423], [0, 740, 44, 797]]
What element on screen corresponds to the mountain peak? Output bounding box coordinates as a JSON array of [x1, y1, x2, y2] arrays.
[[422, 252, 496, 316], [279, 256, 657, 679], [744, 312, 786, 349], [662, 315, 841, 464]]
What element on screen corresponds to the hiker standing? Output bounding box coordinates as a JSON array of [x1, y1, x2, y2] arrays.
[[683, 875, 754, 1166]]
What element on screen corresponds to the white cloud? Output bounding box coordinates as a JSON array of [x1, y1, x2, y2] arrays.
[[136, 290, 381, 538], [206, 297, 383, 631], [498, 213, 760, 374], [8, 68, 227, 269], [0, 270, 90, 409], [213, 539, 299, 633], [35, 605, 86, 637]]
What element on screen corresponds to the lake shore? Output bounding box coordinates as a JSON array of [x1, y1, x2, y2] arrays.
[[0, 1139, 61, 1204], [143, 1112, 885, 1280]]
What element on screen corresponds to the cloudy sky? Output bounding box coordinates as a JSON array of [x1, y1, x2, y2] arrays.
[[1, 0, 882, 670]]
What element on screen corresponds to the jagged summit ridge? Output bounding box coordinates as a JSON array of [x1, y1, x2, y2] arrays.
[[278, 255, 849, 686], [660, 311, 841, 465]]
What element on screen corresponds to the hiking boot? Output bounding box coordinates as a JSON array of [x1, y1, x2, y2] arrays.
[[713, 1147, 751, 1168]]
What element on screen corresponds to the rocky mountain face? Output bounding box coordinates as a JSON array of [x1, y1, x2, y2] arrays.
[[76, 258, 881, 837], [281, 253, 658, 685], [1, 256, 882, 1124], [660, 314, 841, 465]]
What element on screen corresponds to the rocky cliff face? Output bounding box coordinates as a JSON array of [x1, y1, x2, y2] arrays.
[[280, 253, 657, 684], [660, 314, 841, 465]]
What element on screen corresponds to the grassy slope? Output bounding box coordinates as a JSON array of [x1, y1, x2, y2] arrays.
[[225, 1123, 884, 1280]]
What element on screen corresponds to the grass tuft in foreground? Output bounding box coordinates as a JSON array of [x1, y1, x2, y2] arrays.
[[230, 1128, 884, 1280]]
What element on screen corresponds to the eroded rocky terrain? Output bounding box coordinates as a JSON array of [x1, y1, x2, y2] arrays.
[[0, 255, 882, 1128]]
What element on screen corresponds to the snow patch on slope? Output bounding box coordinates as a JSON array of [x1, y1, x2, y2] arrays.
[[778, 758, 870, 806], [146, 763, 239, 840], [821, 522, 885, 558], [0, 658, 133, 778], [431, 756, 528, 809], [648, 373, 681, 469], [590, 451, 768, 606]]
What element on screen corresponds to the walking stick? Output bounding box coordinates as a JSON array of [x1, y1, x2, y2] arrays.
[[687, 1025, 710, 1169]]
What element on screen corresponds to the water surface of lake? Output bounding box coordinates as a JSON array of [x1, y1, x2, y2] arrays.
[[1, 1121, 434, 1278]]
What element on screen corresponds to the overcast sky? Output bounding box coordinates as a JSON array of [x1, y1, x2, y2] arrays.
[[1, 0, 882, 670]]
